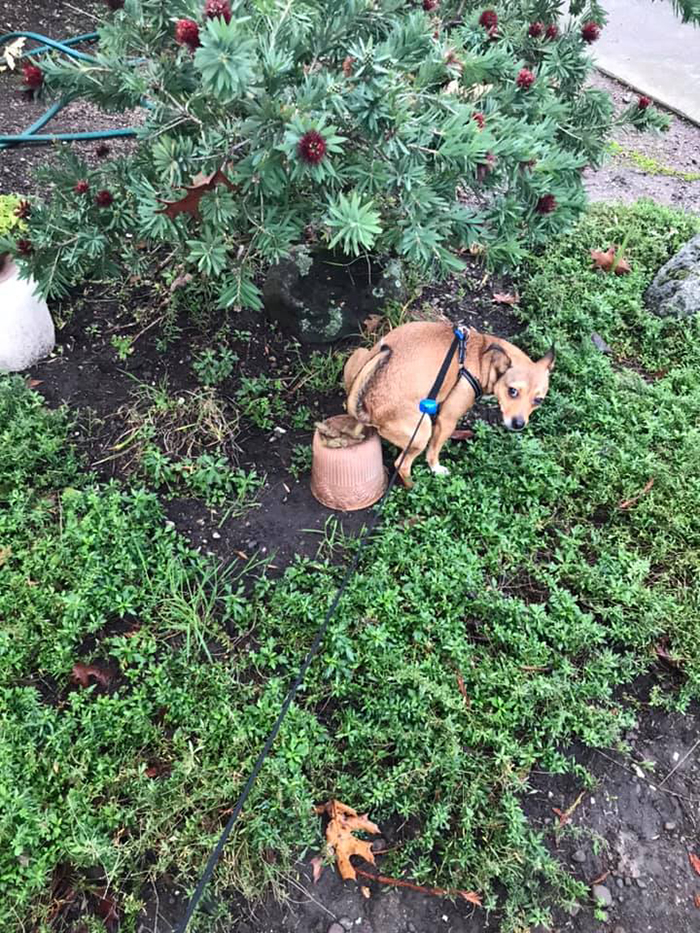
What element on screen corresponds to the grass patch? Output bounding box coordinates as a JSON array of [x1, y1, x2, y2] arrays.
[[2, 201, 700, 932], [609, 140, 700, 182]]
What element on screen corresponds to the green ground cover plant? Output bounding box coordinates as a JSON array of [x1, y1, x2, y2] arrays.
[[2, 200, 700, 932]]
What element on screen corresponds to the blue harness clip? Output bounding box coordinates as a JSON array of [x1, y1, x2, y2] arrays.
[[419, 398, 439, 416]]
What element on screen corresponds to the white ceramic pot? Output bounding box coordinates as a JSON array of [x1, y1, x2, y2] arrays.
[[0, 255, 55, 373]]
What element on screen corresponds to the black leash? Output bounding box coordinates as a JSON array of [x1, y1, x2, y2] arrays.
[[176, 330, 475, 933]]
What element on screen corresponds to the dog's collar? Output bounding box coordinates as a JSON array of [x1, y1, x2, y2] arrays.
[[454, 326, 483, 402]]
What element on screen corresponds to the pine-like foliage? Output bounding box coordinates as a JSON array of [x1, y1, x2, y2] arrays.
[[4, 0, 670, 308]]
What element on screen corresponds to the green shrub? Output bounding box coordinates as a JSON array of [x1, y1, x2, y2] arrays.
[[5, 0, 669, 307]]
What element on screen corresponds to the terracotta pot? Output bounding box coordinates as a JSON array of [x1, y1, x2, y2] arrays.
[[311, 416, 387, 511]]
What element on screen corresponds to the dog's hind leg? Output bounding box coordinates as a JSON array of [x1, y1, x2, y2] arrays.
[[379, 418, 432, 489], [425, 385, 472, 476]]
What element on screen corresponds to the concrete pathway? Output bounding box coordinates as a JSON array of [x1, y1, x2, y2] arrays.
[[593, 0, 700, 124]]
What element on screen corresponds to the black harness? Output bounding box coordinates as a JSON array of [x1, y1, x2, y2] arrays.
[[419, 326, 482, 419]]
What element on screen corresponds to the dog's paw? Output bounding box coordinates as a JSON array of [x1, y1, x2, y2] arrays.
[[430, 464, 450, 477]]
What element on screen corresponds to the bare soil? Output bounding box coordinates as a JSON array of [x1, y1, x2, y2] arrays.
[[2, 6, 700, 933]]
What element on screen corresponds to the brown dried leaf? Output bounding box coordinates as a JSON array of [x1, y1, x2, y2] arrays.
[[27, 378, 43, 388], [311, 856, 324, 884], [156, 166, 237, 220], [363, 313, 384, 334], [694, 893, 700, 908], [94, 889, 120, 931], [492, 292, 519, 306], [450, 429, 474, 441], [690, 852, 700, 877], [70, 663, 113, 689], [590, 246, 631, 275], [318, 799, 380, 881], [618, 477, 654, 510], [361, 885, 371, 899]]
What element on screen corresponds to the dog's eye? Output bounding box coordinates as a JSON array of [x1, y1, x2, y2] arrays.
[[533, 396, 543, 406], [508, 387, 519, 398]]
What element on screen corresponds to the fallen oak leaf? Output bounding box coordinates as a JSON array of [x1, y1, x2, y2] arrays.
[[355, 867, 481, 906], [552, 790, 585, 827], [492, 292, 519, 305], [156, 166, 237, 219], [690, 852, 700, 877], [317, 799, 380, 881], [590, 246, 631, 275], [363, 313, 384, 334], [450, 429, 474, 441], [70, 663, 113, 689]]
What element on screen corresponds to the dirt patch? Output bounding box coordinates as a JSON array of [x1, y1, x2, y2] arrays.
[[584, 72, 700, 213]]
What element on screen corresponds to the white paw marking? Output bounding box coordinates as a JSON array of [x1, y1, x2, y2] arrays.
[[430, 464, 450, 476]]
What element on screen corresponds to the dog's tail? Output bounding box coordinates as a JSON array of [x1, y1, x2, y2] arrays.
[[346, 344, 392, 424]]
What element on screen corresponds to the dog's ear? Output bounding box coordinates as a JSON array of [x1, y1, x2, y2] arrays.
[[540, 346, 555, 372], [484, 343, 512, 384]]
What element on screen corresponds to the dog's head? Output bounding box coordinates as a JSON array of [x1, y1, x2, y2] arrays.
[[483, 343, 554, 431]]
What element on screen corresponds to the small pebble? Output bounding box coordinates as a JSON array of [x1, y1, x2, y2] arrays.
[[636, 878, 648, 889], [339, 920, 354, 931], [592, 884, 613, 908], [624, 876, 632, 887], [572, 849, 586, 863], [664, 820, 677, 831], [614, 927, 627, 933], [212, 531, 221, 539], [328, 924, 344, 933], [616, 878, 624, 889]]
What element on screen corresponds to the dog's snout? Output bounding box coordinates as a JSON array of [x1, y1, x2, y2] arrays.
[[510, 415, 525, 431]]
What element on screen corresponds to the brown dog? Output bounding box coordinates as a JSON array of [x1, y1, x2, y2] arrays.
[[344, 321, 554, 487]]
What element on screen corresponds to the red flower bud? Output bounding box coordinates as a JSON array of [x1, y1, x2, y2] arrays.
[[581, 21, 601, 43], [536, 194, 557, 214], [516, 68, 536, 90], [22, 64, 43, 90], [75, 180, 90, 195], [298, 130, 327, 165], [95, 190, 114, 208], [478, 10, 498, 30], [175, 19, 201, 51], [204, 0, 231, 23], [638, 96, 652, 110], [528, 22, 544, 38], [545, 24, 558, 40]]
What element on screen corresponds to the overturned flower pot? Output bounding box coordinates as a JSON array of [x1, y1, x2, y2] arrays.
[[311, 415, 387, 511], [0, 254, 55, 373]]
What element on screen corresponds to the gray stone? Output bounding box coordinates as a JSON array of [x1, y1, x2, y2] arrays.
[[636, 878, 648, 889], [616, 877, 625, 889], [592, 884, 613, 908], [377, 258, 408, 304], [624, 876, 633, 887], [614, 927, 627, 933], [591, 331, 612, 354], [328, 924, 345, 933], [664, 820, 677, 831], [645, 233, 700, 318], [339, 920, 354, 931], [262, 248, 381, 345], [0, 257, 55, 373], [572, 848, 587, 863]]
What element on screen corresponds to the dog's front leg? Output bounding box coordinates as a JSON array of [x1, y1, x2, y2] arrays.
[[425, 385, 473, 477]]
